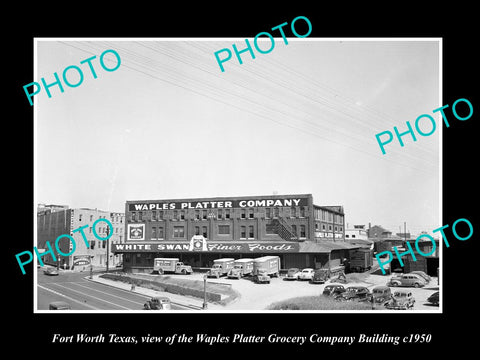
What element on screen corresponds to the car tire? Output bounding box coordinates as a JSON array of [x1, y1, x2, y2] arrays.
[[182, 269, 187, 275], [414, 283, 420, 288]]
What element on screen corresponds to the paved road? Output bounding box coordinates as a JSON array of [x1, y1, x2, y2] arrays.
[[37, 268, 197, 311]]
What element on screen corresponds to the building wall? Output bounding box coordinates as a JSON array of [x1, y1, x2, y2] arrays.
[[37, 208, 71, 266]]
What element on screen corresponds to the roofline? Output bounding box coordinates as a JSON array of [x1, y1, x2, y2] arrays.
[[126, 194, 313, 203]]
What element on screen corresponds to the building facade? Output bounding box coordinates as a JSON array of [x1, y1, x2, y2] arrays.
[[37, 206, 125, 269], [114, 194, 361, 273]]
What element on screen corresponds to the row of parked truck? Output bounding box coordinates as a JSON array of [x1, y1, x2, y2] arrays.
[[152, 256, 281, 283]]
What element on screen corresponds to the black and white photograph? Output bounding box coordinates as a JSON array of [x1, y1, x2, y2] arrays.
[[9, 4, 478, 354]]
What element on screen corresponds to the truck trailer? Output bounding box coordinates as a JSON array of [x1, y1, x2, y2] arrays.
[[153, 258, 193, 275], [208, 258, 235, 278], [227, 258, 254, 279], [253, 256, 280, 277]]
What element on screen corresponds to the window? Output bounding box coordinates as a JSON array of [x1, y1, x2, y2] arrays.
[[352, 234, 356, 238], [90, 215, 93, 222], [159, 211, 164, 220], [249, 225, 254, 238], [180, 211, 185, 220], [266, 208, 271, 219], [195, 210, 200, 220], [266, 223, 276, 234], [240, 226, 246, 239], [202, 226, 208, 238], [225, 209, 230, 219], [241, 209, 246, 219], [300, 207, 306, 217], [89, 227, 92, 233], [300, 225, 306, 238], [152, 211, 157, 221], [291, 207, 296, 218], [315, 223, 319, 230], [195, 226, 200, 235], [139, 212, 143, 221], [335, 226, 338, 231], [151, 227, 157, 239], [202, 210, 207, 220], [273, 207, 279, 218], [102, 241, 106, 249], [173, 226, 185, 238], [158, 227, 164, 239], [346, 234, 350, 238], [329, 225, 332, 231], [79, 214, 82, 221], [217, 210, 223, 219], [90, 240, 95, 249], [249, 209, 254, 219], [218, 225, 230, 235], [322, 224, 326, 230], [173, 210, 178, 220]]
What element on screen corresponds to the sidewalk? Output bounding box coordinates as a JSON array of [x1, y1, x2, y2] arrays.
[[87, 274, 224, 310]]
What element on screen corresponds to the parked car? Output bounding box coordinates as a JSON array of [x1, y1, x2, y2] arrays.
[[385, 290, 415, 310], [284, 268, 301, 280], [311, 269, 330, 284], [49, 301, 71, 310], [426, 291, 439, 306], [388, 273, 426, 288], [337, 286, 371, 302], [409, 271, 431, 283], [44, 267, 59, 276], [253, 270, 271, 284], [371, 286, 392, 305], [322, 284, 346, 297], [144, 297, 171, 310], [298, 268, 315, 281]]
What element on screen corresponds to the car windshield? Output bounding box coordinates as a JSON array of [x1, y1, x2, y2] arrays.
[[394, 292, 407, 297], [234, 265, 243, 269], [288, 269, 298, 273]]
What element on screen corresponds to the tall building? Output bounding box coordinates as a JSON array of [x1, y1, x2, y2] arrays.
[[37, 206, 125, 269], [113, 194, 362, 273]]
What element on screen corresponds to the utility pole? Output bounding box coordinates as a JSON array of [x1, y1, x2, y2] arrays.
[[106, 225, 110, 272]]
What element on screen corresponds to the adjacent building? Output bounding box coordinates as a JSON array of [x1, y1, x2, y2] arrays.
[[37, 206, 125, 269], [113, 194, 363, 273]]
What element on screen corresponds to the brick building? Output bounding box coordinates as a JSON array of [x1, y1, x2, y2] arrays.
[[37, 206, 125, 269], [113, 194, 362, 273]]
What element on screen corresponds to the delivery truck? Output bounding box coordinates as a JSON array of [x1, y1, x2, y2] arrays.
[[227, 258, 254, 279], [253, 256, 280, 277], [153, 258, 193, 275], [207, 258, 235, 278], [349, 249, 373, 272]]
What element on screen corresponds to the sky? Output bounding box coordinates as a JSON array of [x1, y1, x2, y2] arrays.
[[35, 38, 440, 235]]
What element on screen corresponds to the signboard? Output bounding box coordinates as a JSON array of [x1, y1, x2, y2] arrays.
[[112, 241, 299, 253], [73, 255, 91, 266], [127, 197, 309, 211], [127, 224, 145, 240]]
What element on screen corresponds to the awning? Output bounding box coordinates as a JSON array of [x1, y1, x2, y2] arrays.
[[298, 241, 361, 253]]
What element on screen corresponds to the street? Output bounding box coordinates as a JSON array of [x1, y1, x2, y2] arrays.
[[36, 267, 199, 311]]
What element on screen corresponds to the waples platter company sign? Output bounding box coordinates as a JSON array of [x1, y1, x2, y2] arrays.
[[128, 197, 308, 211], [112, 242, 299, 253]]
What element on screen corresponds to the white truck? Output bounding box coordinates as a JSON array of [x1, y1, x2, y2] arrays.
[[153, 258, 193, 275], [253, 256, 281, 277], [207, 258, 235, 278], [227, 258, 254, 279]]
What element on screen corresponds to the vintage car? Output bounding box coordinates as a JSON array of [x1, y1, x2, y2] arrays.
[[311, 269, 330, 284], [426, 291, 439, 306], [409, 271, 431, 283], [49, 301, 71, 310], [336, 286, 372, 302], [44, 267, 59, 276], [322, 284, 346, 297], [253, 270, 271, 284], [298, 268, 315, 281], [388, 273, 426, 288], [371, 286, 392, 304], [385, 290, 415, 310], [144, 296, 172, 310], [284, 268, 301, 280]]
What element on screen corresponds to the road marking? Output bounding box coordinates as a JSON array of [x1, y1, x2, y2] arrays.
[[66, 282, 145, 306], [37, 284, 99, 310], [50, 283, 131, 310]]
